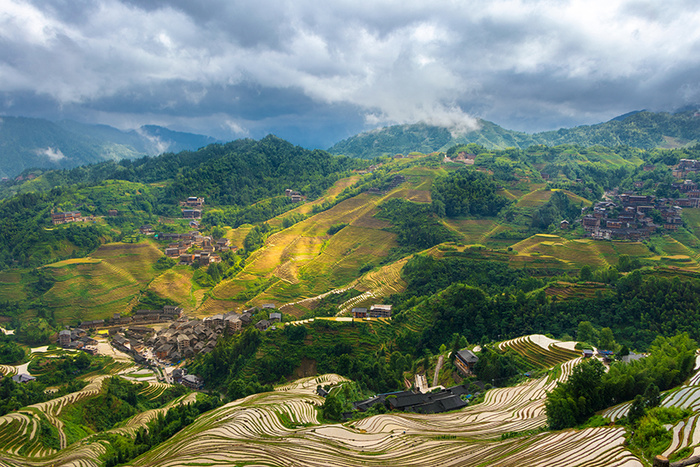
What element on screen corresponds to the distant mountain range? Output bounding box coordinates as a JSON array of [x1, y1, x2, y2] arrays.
[[0, 116, 219, 178], [3, 109, 700, 178], [328, 110, 700, 158]]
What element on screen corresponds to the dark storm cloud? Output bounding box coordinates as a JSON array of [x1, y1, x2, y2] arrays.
[[1, 0, 700, 146]]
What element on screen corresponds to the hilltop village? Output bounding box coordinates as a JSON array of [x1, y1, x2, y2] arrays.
[[575, 160, 700, 240], [45, 157, 700, 383]]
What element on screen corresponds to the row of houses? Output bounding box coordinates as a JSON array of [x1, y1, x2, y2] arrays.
[[672, 159, 700, 178], [58, 327, 98, 353], [180, 197, 205, 207], [132, 305, 184, 323], [164, 236, 231, 256], [582, 193, 688, 240], [178, 251, 222, 266], [163, 234, 232, 266], [50, 210, 84, 225], [351, 383, 477, 416], [352, 304, 393, 319], [444, 152, 477, 165], [284, 189, 304, 202]]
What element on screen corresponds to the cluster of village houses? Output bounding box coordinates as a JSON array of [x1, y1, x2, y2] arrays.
[[161, 232, 232, 266], [58, 328, 98, 354], [579, 192, 688, 240], [347, 349, 479, 416], [556, 158, 700, 240]]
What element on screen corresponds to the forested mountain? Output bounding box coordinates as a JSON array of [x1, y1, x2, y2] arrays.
[[328, 110, 700, 158], [0, 116, 219, 178], [6, 132, 700, 465], [0, 135, 362, 268]]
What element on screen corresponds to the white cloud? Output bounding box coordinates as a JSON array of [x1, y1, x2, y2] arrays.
[[135, 128, 171, 154], [224, 120, 249, 136], [2, 0, 700, 141], [37, 147, 65, 161]]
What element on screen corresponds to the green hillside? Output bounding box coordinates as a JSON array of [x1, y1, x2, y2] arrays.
[[6, 134, 700, 466], [0, 116, 218, 179], [329, 110, 700, 158]]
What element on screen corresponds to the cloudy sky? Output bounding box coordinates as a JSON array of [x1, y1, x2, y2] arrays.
[[2, 0, 700, 148]]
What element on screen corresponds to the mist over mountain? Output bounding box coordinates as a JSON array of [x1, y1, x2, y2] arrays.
[[328, 110, 700, 158], [0, 116, 219, 178]]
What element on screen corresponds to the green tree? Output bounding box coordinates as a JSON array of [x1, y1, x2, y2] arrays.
[[579, 265, 593, 282], [598, 328, 616, 351], [577, 321, 598, 346]]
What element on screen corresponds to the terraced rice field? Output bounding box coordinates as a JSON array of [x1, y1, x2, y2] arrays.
[[498, 335, 581, 369], [40, 242, 163, 323], [210, 191, 400, 311], [0, 374, 195, 467], [443, 218, 499, 244], [602, 356, 700, 460], [125, 360, 641, 467], [147, 267, 198, 311], [0, 336, 655, 466], [0, 375, 108, 455], [511, 235, 612, 269]]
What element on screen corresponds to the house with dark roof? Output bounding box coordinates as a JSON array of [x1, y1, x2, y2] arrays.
[[454, 349, 479, 376], [352, 308, 367, 319], [369, 304, 392, 318], [269, 312, 282, 322], [182, 374, 202, 389], [354, 384, 471, 415], [12, 373, 36, 383]]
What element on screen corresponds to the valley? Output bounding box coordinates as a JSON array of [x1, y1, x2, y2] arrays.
[[4, 132, 700, 465]]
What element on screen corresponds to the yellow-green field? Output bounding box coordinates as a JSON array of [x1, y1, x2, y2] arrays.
[[0, 271, 27, 301], [443, 218, 499, 244], [147, 267, 199, 311], [510, 234, 651, 269], [202, 187, 404, 313], [41, 241, 163, 324]]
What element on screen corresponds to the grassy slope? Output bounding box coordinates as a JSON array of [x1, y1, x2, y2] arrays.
[[41, 241, 162, 324]]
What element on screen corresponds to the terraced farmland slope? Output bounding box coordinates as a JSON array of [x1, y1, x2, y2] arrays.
[[40, 241, 163, 323], [202, 191, 402, 315], [128, 361, 642, 467], [602, 355, 700, 460], [0, 374, 195, 467], [0, 335, 654, 467]]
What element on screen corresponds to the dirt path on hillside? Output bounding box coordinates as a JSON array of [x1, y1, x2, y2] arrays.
[[432, 355, 444, 387]]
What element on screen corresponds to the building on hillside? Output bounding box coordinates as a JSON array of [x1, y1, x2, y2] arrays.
[[51, 211, 82, 225], [269, 312, 282, 322], [582, 215, 601, 232], [369, 304, 392, 318], [182, 209, 202, 219], [454, 349, 479, 376], [560, 220, 569, 229], [225, 315, 242, 332], [12, 374, 35, 384], [179, 254, 195, 265], [181, 197, 205, 207], [182, 374, 202, 389], [139, 225, 155, 235], [215, 238, 230, 251], [352, 308, 368, 319], [59, 330, 71, 347], [108, 209, 118, 216], [353, 384, 472, 415]]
